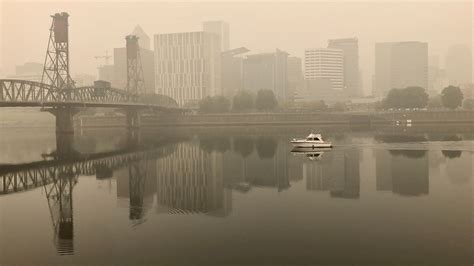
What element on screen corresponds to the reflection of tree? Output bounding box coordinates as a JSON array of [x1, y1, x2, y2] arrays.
[[443, 135, 462, 142], [256, 137, 278, 159], [233, 137, 254, 158], [442, 150, 462, 159], [389, 150, 427, 158], [199, 136, 231, 153], [375, 135, 427, 143]]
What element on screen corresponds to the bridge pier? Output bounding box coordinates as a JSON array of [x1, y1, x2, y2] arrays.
[[55, 133, 77, 159], [125, 108, 141, 129], [45, 107, 79, 134]]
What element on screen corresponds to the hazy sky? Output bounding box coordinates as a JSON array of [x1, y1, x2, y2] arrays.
[[1, 1, 472, 94]]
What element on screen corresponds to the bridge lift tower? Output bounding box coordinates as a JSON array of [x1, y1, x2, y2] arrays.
[[41, 12, 75, 90], [124, 35, 146, 130], [41, 12, 79, 134]]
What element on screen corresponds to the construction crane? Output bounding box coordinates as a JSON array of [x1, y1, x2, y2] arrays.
[[94, 50, 111, 66]]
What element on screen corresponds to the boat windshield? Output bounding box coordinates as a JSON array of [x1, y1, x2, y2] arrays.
[[306, 137, 321, 141]]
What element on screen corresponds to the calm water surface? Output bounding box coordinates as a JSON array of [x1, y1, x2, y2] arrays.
[[0, 126, 472, 265]]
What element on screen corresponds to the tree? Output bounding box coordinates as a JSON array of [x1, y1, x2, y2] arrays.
[[383, 87, 428, 109], [463, 99, 474, 110], [427, 96, 443, 109], [403, 87, 428, 108], [255, 89, 278, 111], [441, 86, 463, 110], [383, 88, 403, 109], [198, 96, 230, 113], [232, 90, 254, 111]]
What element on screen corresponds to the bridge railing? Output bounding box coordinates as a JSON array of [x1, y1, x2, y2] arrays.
[[0, 79, 138, 105]]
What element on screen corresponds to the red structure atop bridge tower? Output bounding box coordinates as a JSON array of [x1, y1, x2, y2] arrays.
[[41, 12, 75, 90]]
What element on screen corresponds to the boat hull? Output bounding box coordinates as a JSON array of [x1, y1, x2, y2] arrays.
[[291, 141, 332, 149]]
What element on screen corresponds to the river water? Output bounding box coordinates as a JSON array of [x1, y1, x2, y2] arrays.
[[0, 126, 472, 265]]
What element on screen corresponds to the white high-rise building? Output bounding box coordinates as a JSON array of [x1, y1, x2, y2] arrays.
[[154, 31, 221, 106], [202, 21, 230, 51], [304, 48, 344, 90]]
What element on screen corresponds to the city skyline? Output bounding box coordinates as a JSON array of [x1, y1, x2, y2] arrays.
[[1, 1, 471, 96]]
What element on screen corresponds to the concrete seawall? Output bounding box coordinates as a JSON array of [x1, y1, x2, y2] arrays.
[[75, 110, 474, 128]]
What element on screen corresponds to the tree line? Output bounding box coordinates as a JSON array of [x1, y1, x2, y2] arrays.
[[199, 89, 278, 113], [381, 85, 471, 110], [199, 85, 472, 113]]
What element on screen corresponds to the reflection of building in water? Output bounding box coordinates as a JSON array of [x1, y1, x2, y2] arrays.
[[446, 152, 471, 185], [245, 142, 289, 191], [375, 149, 429, 196], [375, 149, 392, 191], [288, 154, 303, 183], [156, 143, 232, 216], [115, 159, 157, 219], [305, 149, 360, 199], [224, 139, 291, 192]]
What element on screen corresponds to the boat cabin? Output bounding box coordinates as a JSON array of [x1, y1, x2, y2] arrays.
[[306, 133, 322, 141]]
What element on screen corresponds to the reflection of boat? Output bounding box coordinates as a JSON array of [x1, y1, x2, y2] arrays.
[[290, 133, 332, 148], [291, 147, 332, 161]]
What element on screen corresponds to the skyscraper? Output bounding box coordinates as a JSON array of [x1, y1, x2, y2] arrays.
[[304, 48, 344, 90], [202, 20, 230, 51], [445, 44, 472, 86], [287, 56, 303, 101], [243, 49, 288, 101], [221, 47, 249, 98], [131, 25, 151, 50], [328, 38, 360, 97], [374, 41, 428, 96], [154, 31, 221, 106]]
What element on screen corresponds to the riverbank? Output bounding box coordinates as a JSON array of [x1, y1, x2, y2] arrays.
[[74, 110, 474, 128]]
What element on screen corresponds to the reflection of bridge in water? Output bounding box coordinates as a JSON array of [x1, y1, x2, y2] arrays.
[[0, 137, 178, 255]]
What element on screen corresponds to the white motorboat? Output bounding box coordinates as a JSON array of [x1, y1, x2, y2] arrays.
[[290, 133, 332, 149]]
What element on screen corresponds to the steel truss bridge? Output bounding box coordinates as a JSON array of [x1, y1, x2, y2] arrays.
[[0, 79, 181, 111], [0, 144, 176, 196]]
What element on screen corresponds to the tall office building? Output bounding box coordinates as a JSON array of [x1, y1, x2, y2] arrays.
[[202, 21, 230, 51], [98, 65, 114, 83], [113, 26, 155, 93], [221, 47, 249, 98], [374, 41, 428, 96], [7, 62, 43, 82], [445, 44, 472, 86], [131, 25, 151, 50], [328, 38, 360, 97], [154, 31, 221, 106], [304, 48, 344, 90], [243, 49, 288, 101], [287, 56, 303, 101]]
